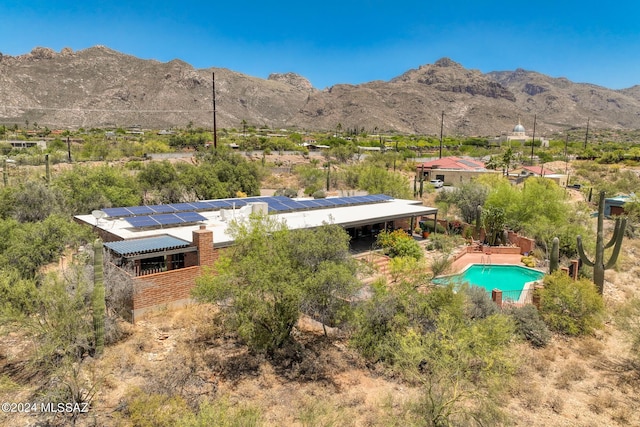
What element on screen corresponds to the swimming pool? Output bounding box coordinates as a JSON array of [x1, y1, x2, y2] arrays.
[[433, 264, 545, 302]]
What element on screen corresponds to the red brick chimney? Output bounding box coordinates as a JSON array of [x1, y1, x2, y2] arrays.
[[192, 225, 215, 266]]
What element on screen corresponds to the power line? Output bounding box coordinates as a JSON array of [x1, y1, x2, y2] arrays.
[[0, 106, 214, 113]]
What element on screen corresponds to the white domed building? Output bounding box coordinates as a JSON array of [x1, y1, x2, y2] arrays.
[[495, 120, 548, 147]]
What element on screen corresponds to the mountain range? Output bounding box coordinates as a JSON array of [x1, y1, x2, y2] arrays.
[[1, 46, 639, 136]]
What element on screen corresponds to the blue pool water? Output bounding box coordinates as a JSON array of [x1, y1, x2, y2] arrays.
[[433, 264, 545, 300]]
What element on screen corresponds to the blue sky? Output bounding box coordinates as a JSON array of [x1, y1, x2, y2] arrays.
[[2, 1, 639, 90]]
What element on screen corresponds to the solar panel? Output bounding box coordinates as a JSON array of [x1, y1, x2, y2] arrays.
[[104, 193, 397, 224], [189, 201, 213, 210], [167, 203, 197, 212], [127, 206, 156, 215], [208, 200, 231, 209], [328, 198, 350, 206], [352, 196, 373, 202], [103, 207, 133, 217], [297, 200, 323, 208], [310, 198, 334, 207], [152, 214, 184, 226], [361, 195, 377, 202], [150, 204, 178, 214], [175, 212, 207, 222], [125, 216, 159, 228], [369, 194, 393, 201], [279, 200, 303, 210], [268, 202, 290, 212], [272, 196, 294, 203]]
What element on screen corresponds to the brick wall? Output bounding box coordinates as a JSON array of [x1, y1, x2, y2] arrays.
[[129, 225, 219, 322], [131, 266, 202, 321]]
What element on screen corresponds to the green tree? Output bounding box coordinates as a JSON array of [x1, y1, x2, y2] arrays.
[[193, 216, 358, 352], [356, 164, 411, 198], [482, 205, 506, 246], [12, 180, 62, 222], [53, 165, 141, 213], [0, 214, 92, 278], [447, 181, 489, 224], [137, 160, 183, 203]]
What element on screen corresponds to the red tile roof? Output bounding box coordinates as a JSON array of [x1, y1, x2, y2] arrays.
[[522, 165, 545, 175], [416, 156, 486, 171]]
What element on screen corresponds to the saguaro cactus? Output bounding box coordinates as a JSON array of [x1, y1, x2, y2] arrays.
[[549, 237, 559, 273], [577, 191, 626, 294], [475, 205, 482, 240], [92, 239, 106, 356], [43, 154, 51, 185]]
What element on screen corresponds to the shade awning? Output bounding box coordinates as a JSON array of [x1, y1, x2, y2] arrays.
[[104, 236, 191, 257]]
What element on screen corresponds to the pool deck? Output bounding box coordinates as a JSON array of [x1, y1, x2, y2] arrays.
[[450, 251, 525, 273]]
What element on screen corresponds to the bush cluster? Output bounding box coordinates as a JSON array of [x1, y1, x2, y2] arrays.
[[537, 271, 604, 336], [376, 229, 423, 260], [506, 305, 551, 347]]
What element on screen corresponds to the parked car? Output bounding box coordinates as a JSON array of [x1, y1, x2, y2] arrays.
[[430, 179, 444, 188]]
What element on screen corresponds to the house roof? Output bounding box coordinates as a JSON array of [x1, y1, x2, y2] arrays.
[[77, 196, 437, 248], [416, 156, 486, 171], [104, 235, 191, 257], [521, 165, 545, 175]]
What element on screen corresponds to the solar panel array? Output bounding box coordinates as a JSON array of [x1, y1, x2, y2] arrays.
[[104, 194, 394, 229], [125, 212, 208, 228]]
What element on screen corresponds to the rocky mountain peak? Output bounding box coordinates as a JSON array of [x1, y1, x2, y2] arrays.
[[268, 72, 315, 91], [434, 57, 461, 68], [0, 45, 639, 134]]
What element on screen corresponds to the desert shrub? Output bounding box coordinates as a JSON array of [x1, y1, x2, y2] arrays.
[[376, 229, 423, 260], [506, 304, 551, 347], [616, 297, 640, 369], [520, 255, 536, 268], [425, 234, 447, 251], [537, 271, 604, 336], [122, 388, 190, 427], [429, 253, 453, 278], [350, 281, 405, 362], [555, 364, 587, 390], [463, 285, 499, 320], [273, 187, 298, 198], [421, 221, 447, 234], [177, 397, 262, 427]]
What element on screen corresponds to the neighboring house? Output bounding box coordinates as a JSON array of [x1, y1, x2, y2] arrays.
[[604, 194, 634, 217], [300, 142, 330, 149], [513, 165, 568, 187], [5, 140, 47, 150], [75, 194, 437, 322], [415, 156, 498, 185]]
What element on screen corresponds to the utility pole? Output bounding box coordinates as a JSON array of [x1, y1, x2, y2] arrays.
[[439, 110, 444, 159], [584, 117, 590, 150], [212, 72, 217, 150], [564, 132, 569, 175], [530, 114, 537, 164]]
